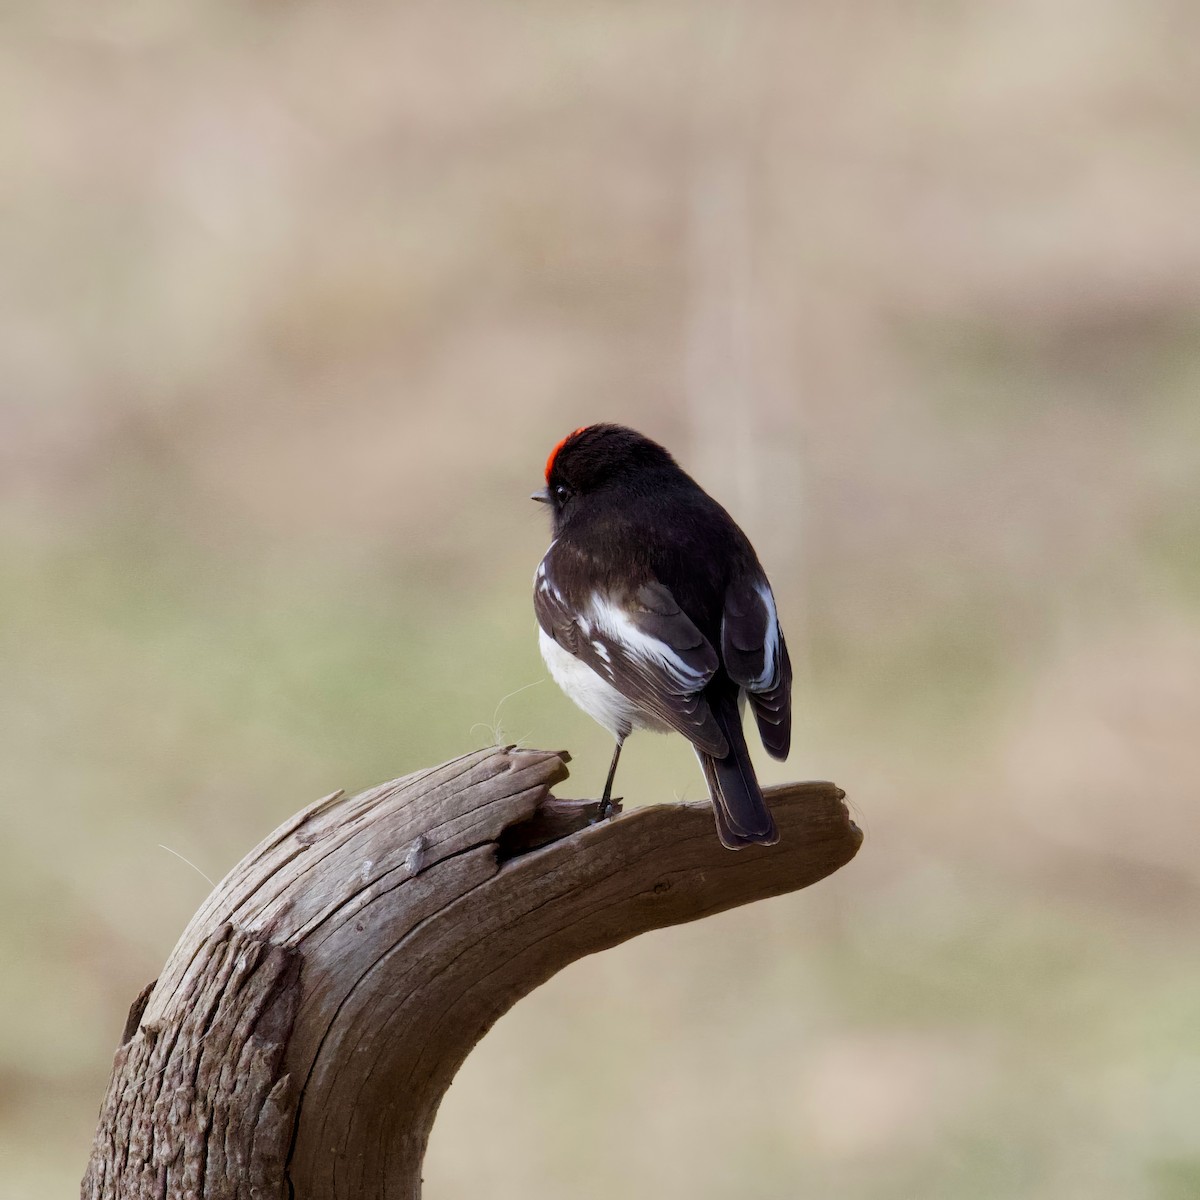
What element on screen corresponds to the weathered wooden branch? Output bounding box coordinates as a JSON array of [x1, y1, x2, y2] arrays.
[[83, 746, 861, 1199]]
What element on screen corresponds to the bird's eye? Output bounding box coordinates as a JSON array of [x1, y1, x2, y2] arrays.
[[554, 484, 570, 503]]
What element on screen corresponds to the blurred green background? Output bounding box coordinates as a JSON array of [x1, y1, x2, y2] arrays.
[[4, 2, 1200, 1197]]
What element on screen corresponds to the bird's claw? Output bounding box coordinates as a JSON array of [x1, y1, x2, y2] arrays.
[[593, 796, 622, 823]]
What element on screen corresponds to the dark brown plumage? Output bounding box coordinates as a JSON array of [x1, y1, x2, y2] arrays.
[[533, 424, 792, 849]]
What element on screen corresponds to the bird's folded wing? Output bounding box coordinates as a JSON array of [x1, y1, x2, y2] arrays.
[[535, 571, 728, 756], [721, 575, 792, 759]]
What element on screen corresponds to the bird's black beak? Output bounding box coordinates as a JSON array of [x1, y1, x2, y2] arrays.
[[531, 487, 550, 503]]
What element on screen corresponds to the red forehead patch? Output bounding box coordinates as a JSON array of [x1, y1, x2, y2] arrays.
[[545, 426, 589, 481]]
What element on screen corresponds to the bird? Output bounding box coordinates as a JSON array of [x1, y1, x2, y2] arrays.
[[531, 423, 792, 849]]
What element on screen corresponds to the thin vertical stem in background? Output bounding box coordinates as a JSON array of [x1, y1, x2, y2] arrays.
[[683, 0, 810, 677], [684, 1, 758, 525]]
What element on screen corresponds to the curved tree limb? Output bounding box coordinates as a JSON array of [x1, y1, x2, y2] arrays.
[[82, 746, 861, 1198]]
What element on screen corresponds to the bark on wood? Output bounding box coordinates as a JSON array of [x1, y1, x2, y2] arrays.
[[83, 745, 861, 1199]]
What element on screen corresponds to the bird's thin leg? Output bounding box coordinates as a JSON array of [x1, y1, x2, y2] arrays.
[[598, 738, 624, 820]]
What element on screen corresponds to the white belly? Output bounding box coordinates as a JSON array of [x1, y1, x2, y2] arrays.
[[539, 629, 667, 741]]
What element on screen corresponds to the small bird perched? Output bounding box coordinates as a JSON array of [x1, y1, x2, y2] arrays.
[[532, 424, 792, 849]]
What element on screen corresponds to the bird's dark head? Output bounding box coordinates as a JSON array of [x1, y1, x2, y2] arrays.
[[532, 424, 678, 528]]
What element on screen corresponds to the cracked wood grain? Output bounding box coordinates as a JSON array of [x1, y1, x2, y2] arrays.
[[82, 745, 861, 1198]]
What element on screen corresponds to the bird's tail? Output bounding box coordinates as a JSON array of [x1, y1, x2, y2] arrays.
[[698, 691, 779, 850]]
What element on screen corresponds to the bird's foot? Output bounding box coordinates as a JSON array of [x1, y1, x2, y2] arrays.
[[593, 796, 622, 823]]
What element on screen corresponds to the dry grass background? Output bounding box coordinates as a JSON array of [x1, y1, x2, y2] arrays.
[[3, 1, 1200, 1196]]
